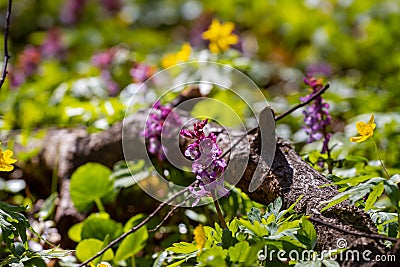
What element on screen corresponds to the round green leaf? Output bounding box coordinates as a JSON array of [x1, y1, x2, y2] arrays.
[[70, 163, 113, 212], [114, 226, 148, 263], [81, 217, 123, 241], [68, 222, 83, 242], [76, 238, 114, 262]]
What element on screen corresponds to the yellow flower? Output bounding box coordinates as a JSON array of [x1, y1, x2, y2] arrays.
[[350, 114, 376, 143], [161, 43, 191, 68], [0, 145, 17, 172], [193, 224, 206, 254], [202, 19, 239, 54], [96, 262, 111, 267]]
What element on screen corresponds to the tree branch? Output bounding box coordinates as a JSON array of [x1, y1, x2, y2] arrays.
[[77, 184, 192, 267], [275, 83, 330, 121], [0, 0, 12, 90], [309, 216, 398, 243]]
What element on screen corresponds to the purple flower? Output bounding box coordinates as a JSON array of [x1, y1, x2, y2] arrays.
[[130, 63, 156, 83], [180, 119, 229, 206], [41, 28, 65, 59], [91, 49, 120, 95], [301, 76, 332, 154], [144, 101, 182, 160], [60, 0, 86, 25]]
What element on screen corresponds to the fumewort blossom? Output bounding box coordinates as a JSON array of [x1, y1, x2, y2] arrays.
[[0, 144, 17, 172], [144, 101, 181, 160], [301, 76, 332, 154], [161, 43, 191, 68], [130, 63, 156, 83], [350, 114, 375, 143], [180, 119, 229, 206], [202, 19, 239, 54], [91, 49, 119, 95]]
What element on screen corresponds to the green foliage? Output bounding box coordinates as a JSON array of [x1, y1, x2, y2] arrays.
[[70, 163, 114, 212], [158, 197, 324, 266]]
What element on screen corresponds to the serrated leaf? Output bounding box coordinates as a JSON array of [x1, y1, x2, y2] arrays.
[[247, 207, 262, 224], [166, 242, 197, 254], [228, 241, 250, 262], [221, 228, 237, 249]]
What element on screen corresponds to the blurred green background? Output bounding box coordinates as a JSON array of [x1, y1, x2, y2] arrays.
[[0, 0, 399, 170]]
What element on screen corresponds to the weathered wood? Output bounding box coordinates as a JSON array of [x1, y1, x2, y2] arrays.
[[15, 109, 395, 266]]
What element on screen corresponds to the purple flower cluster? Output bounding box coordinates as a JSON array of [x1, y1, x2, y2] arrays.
[[180, 119, 229, 206], [144, 101, 182, 160], [301, 76, 332, 154], [130, 63, 156, 83], [91, 49, 119, 96], [9, 46, 41, 87]]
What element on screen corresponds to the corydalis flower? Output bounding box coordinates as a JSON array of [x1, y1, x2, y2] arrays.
[[144, 101, 181, 160], [180, 119, 229, 206], [202, 19, 239, 54], [130, 63, 156, 83], [301, 76, 332, 154], [350, 114, 375, 143], [91, 49, 119, 95]]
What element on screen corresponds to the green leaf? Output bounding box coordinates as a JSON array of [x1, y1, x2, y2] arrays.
[[38, 192, 58, 220], [81, 216, 123, 241], [166, 259, 186, 267], [333, 175, 375, 186], [70, 163, 113, 212], [248, 207, 261, 223], [75, 238, 114, 262], [321, 194, 349, 212], [228, 241, 250, 263], [299, 217, 317, 249], [364, 182, 384, 211], [198, 246, 228, 266], [166, 242, 197, 254], [114, 226, 148, 263], [384, 180, 400, 210], [221, 228, 237, 249], [0, 201, 30, 254], [68, 222, 84, 242]]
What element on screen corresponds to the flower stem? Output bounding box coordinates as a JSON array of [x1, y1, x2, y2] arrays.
[[212, 194, 227, 229], [94, 197, 105, 213], [372, 137, 390, 179]]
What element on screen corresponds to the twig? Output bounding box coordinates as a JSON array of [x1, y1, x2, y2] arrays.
[[309, 216, 399, 243], [220, 85, 330, 159], [0, 0, 12, 90], [148, 195, 191, 233], [275, 84, 330, 121], [78, 185, 192, 266]]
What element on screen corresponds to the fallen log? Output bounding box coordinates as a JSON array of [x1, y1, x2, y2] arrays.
[[14, 105, 397, 266]]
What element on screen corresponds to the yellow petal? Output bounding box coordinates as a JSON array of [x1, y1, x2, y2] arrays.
[[194, 224, 206, 253], [0, 164, 14, 172], [209, 42, 220, 54], [350, 135, 369, 143], [3, 150, 17, 164]]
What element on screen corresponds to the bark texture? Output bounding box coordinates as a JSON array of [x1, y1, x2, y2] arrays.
[[15, 108, 398, 266]]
